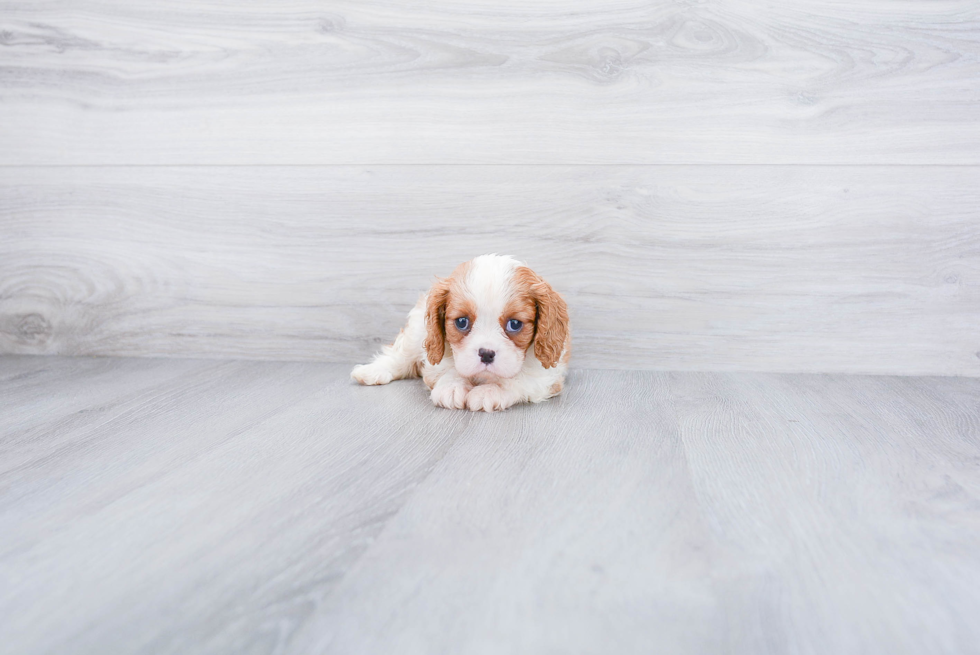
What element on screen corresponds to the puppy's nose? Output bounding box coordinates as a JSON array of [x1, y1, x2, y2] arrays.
[[479, 348, 495, 364]]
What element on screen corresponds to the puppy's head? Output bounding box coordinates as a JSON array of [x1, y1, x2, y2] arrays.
[[423, 255, 568, 379]]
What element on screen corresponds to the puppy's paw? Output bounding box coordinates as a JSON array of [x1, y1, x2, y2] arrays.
[[351, 363, 393, 386], [465, 384, 514, 412], [431, 378, 471, 409]]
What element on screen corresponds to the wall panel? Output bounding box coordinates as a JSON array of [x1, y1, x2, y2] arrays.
[[2, 166, 977, 375]]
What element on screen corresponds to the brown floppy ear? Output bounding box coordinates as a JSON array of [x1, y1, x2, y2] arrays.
[[519, 267, 569, 369], [423, 278, 451, 365]]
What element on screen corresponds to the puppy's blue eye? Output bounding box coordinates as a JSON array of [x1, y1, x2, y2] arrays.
[[506, 319, 523, 333], [454, 317, 469, 331]]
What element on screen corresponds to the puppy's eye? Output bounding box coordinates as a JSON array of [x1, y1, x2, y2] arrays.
[[454, 317, 470, 331], [506, 319, 523, 333]]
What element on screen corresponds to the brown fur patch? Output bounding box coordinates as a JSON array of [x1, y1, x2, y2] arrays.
[[423, 279, 451, 365], [423, 261, 474, 365], [500, 294, 536, 353], [444, 294, 477, 350], [549, 381, 563, 396], [513, 266, 569, 369]]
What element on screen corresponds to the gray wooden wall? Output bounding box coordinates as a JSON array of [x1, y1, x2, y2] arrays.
[[1, 0, 978, 375]]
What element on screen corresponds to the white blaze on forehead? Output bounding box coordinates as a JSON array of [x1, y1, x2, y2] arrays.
[[462, 254, 521, 329], [450, 253, 528, 380]]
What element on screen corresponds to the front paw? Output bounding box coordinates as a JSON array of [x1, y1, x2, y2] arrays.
[[465, 384, 514, 412], [431, 379, 471, 409], [351, 363, 393, 386]]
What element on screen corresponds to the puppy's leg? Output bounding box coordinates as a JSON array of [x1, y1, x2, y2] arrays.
[[351, 298, 426, 385], [426, 364, 474, 409], [465, 362, 567, 412], [465, 382, 521, 412]]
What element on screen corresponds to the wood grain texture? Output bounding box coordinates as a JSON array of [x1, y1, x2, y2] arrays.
[[2, 356, 979, 654], [1, 0, 978, 164], [2, 165, 978, 375], [0, 356, 469, 654]]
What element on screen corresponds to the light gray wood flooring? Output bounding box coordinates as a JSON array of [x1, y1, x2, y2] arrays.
[[2, 355, 979, 654], [2, 166, 978, 376]]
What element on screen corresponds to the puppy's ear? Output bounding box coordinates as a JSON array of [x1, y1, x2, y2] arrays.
[[518, 267, 569, 369], [423, 278, 451, 365]]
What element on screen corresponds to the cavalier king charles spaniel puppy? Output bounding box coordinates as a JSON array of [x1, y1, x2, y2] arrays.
[[351, 254, 569, 412]]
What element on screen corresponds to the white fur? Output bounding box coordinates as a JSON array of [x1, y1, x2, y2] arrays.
[[450, 255, 525, 379], [351, 254, 568, 412]]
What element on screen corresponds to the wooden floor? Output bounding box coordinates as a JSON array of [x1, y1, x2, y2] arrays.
[[2, 355, 979, 654]]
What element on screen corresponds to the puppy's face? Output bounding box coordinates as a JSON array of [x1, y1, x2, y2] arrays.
[[424, 255, 568, 380]]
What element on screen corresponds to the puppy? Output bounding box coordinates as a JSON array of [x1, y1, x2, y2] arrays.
[[351, 254, 570, 412]]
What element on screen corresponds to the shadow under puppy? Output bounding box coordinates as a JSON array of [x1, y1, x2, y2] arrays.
[[351, 254, 570, 411]]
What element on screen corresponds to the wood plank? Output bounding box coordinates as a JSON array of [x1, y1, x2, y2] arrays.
[[0, 357, 469, 654], [2, 357, 978, 653], [0, 355, 212, 463], [1, 0, 978, 164], [289, 369, 723, 654], [669, 372, 980, 654], [2, 166, 978, 376], [284, 369, 980, 654]]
